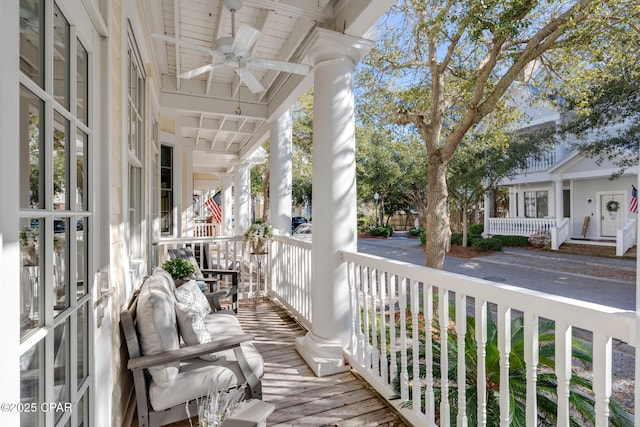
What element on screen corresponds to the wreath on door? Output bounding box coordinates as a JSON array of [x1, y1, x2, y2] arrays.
[[606, 200, 620, 212]]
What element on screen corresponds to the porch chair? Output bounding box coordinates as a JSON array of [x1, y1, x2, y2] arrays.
[[168, 246, 239, 313]]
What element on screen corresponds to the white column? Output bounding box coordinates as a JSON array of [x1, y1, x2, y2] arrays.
[[183, 147, 194, 236], [269, 110, 293, 236], [509, 188, 518, 217], [483, 190, 491, 236], [295, 31, 371, 376], [233, 162, 251, 235], [554, 178, 564, 219], [222, 173, 234, 236]]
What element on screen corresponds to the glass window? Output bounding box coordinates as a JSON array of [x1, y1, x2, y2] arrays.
[[53, 216, 70, 314], [20, 217, 43, 337], [76, 40, 88, 125], [76, 129, 88, 211], [76, 217, 88, 298], [161, 145, 173, 235], [20, 86, 45, 210], [19, 0, 45, 87], [127, 31, 145, 258], [20, 340, 44, 427], [524, 190, 548, 218], [53, 111, 70, 210], [53, 4, 70, 108]]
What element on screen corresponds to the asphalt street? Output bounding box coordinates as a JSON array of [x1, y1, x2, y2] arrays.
[[357, 233, 638, 311]]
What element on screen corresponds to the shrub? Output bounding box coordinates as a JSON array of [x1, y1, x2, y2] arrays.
[[528, 228, 551, 247], [468, 223, 484, 235], [408, 227, 424, 237], [369, 225, 393, 237], [450, 233, 464, 245], [420, 230, 426, 246], [493, 235, 531, 247], [472, 237, 503, 252]]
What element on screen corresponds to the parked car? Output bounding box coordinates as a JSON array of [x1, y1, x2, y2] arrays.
[[291, 216, 307, 232], [292, 223, 312, 241]]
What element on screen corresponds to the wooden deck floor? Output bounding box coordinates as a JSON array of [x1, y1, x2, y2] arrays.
[[165, 298, 406, 426], [237, 299, 406, 426]]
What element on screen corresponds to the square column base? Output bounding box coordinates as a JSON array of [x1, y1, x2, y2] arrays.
[[295, 334, 350, 377]]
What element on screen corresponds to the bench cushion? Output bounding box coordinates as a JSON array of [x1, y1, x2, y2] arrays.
[[174, 280, 212, 317], [136, 274, 181, 385]]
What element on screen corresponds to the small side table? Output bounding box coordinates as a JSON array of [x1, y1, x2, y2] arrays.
[[249, 252, 268, 298], [220, 399, 275, 427]]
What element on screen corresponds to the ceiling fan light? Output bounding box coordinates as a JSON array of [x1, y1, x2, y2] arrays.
[[224, 0, 243, 12]]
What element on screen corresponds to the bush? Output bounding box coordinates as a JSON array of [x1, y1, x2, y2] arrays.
[[528, 228, 551, 247], [408, 227, 424, 237], [450, 233, 464, 245], [420, 230, 426, 246], [357, 216, 372, 232], [472, 237, 503, 252], [468, 223, 484, 235], [493, 235, 531, 247], [369, 225, 394, 237]]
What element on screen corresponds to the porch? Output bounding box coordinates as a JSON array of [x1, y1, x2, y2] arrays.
[[486, 217, 638, 256], [159, 235, 637, 426]]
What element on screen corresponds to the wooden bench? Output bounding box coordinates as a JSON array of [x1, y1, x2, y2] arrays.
[[120, 269, 265, 427]]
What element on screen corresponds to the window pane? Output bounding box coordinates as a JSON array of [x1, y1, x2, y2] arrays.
[[20, 340, 45, 427], [53, 5, 70, 109], [54, 111, 70, 210], [77, 303, 89, 384], [20, 218, 43, 337], [19, 0, 44, 87], [76, 218, 88, 297], [76, 40, 88, 124], [20, 86, 45, 210], [536, 191, 548, 218], [76, 129, 88, 211], [77, 390, 88, 427], [53, 320, 70, 424], [54, 217, 70, 314]]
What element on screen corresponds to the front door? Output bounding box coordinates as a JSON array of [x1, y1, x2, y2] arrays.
[[601, 193, 625, 237]]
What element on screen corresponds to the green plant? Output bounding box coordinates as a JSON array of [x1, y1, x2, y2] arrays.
[[370, 225, 394, 237], [451, 233, 464, 245], [162, 258, 196, 281], [408, 227, 424, 237], [468, 223, 484, 235], [529, 228, 552, 247], [243, 221, 274, 246], [392, 311, 631, 426], [471, 237, 503, 252], [493, 235, 531, 247]]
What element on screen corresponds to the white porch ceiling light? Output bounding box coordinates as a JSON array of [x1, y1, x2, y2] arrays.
[[150, 0, 310, 93]]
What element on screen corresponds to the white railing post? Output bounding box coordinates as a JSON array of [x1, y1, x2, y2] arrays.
[[439, 287, 451, 427], [476, 299, 488, 427], [555, 321, 572, 427], [456, 292, 468, 427], [593, 332, 612, 426], [497, 305, 511, 427]]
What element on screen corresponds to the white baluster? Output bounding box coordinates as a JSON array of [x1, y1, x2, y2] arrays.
[[371, 268, 379, 374], [497, 305, 511, 427], [399, 277, 409, 401], [476, 300, 488, 427], [389, 275, 397, 388], [411, 279, 421, 414], [425, 284, 435, 426], [524, 311, 538, 427], [593, 332, 612, 426], [456, 293, 468, 427], [379, 269, 389, 385], [439, 287, 450, 427], [555, 321, 572, 427]]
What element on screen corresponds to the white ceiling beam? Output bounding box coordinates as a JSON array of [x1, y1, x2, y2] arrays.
[[161, 90, 268, 119], [174, 0, 182, 90], [333, 0, 396, 38], [206, 0, 228, 95], [242, 0, 335, 22]]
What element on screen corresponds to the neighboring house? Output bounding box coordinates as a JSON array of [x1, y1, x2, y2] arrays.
[[485, 92, 638, 255]]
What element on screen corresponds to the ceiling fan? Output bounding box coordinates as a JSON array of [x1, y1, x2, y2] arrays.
[[151, 0, 310, 94]]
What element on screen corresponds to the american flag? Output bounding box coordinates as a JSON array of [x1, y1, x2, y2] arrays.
[[206, 195, 222, 223], [630, 185, 638, 214]]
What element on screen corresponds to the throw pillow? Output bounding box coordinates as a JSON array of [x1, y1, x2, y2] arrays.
[[173, 280, 211, 317], [175, 305, 217, 361]]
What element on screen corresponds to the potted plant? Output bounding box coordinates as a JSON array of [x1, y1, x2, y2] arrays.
[[161, 258, 196, 286], [243, 220, 274, 254]]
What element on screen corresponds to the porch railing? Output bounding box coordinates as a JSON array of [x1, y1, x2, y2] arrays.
[[339, 249, 636, 426], [269, 236, 313, 330], [551, 217, 570, 250], [617, 218, 637, 256], [487, 217, 558, 237]]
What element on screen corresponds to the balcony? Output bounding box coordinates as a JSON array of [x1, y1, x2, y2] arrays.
[[159, 235, 636, 426]]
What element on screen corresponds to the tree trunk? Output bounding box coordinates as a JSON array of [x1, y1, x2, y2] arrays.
[[261, 169, 270, 222], [425, 152, 450, 269], [462, 203, 469, 248]]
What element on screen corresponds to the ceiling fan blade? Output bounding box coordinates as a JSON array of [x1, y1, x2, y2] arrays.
[[236, 67, 265, 94], [178, 62, 225, 79], [150, 33, 221, 58], [247, 58, 310, 76], [232, 24, 261, 58]]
